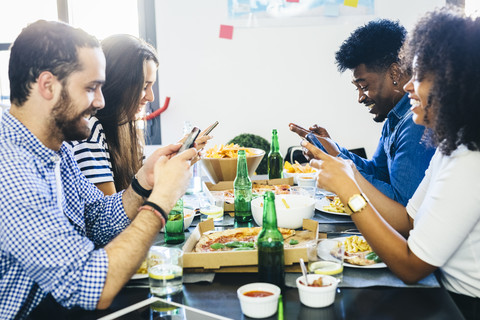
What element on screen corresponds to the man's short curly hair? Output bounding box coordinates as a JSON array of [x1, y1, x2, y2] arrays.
[[335, 19, 406, 73], [401, 7, 480, 155]]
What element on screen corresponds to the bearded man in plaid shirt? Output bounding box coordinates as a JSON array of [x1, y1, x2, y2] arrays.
[[0, 20, 195, 319]]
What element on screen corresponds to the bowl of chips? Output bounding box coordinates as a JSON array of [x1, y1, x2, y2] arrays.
[[201, 144, 265, 183], [283, 161, 318, 185]]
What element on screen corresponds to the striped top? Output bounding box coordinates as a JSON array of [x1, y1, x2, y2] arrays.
[[69, 117, 114, 185]]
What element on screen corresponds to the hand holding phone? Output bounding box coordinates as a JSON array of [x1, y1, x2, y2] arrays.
[[305, 132, 327, 153], [179, 127, 200, 152], [289, 123, 310, 138]]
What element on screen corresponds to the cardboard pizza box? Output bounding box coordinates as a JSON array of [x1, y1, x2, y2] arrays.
[[205, 177, 294, 213], [182, 218, 325, 272]]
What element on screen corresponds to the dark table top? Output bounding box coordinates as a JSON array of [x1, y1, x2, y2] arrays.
[[51, 272, 462, 320], [34, 219, 463, 320]]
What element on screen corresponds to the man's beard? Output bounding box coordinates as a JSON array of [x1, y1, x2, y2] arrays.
[[51, 88, 95, 142]]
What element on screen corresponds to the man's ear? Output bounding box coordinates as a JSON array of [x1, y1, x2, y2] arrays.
[[37, 71, 59, 101], [389, 63, 401, 83]]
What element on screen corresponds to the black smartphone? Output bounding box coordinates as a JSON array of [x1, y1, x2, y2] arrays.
[[201, 121, 219, 137], [305, 132, 327, 153], [179, 127, 200, 152]]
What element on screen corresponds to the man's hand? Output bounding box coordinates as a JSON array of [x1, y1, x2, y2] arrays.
[[309, 124, 331, 139], [147, 148, 196, 210], [136, 144, 191, 191]]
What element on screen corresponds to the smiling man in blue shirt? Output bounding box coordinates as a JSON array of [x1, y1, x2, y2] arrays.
[[0, 21, 195, 319], [290, 20, 435, 206]]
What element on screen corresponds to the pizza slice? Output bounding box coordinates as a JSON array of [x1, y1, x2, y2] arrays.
[[194, 227, 295, 252]]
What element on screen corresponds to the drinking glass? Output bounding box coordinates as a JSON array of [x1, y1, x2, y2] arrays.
[[306, 239, 344, 282], [199, 191, 224, 223], [290, 186, 316, 199], [148, 246, 184, 296]]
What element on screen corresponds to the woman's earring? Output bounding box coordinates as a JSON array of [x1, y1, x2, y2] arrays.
[[393, 81, 398, 86]]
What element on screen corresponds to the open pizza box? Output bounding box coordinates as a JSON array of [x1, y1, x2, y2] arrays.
[[182, 218, 326, 273], [205, 177, 294, 214]]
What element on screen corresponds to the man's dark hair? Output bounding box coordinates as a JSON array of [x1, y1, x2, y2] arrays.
[[335, 19, 406, 73], [8, 20, 100, 106], [401, 7, 480, 155]]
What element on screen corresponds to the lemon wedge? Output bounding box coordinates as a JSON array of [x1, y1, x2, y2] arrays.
[[309, 261, 343, 275], [149, 272, 175, 280]]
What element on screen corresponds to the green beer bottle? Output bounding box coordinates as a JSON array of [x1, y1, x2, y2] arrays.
[[257, 191, 285, 289], [234, 149, 253, 223], [165, 198, 185, 244], [268, 129, 283, 180]]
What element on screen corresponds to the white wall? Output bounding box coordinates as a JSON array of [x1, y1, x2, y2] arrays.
[[155, 0, 444, 157]]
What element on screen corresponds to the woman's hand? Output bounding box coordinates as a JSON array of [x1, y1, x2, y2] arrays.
[[301, 139, 357, 194]]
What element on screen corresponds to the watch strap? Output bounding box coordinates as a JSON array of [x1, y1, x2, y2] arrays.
[[132, 175, 152, 198]]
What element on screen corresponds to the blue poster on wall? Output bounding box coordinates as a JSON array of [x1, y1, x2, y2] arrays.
[[228, 0, 375, 26]]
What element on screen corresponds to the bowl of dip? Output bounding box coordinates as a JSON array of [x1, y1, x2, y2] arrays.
[[237, 282, 280, 318]]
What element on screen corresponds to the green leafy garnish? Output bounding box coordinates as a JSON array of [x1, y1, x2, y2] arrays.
[[289, 239, 299, 245], [210, 243, 226, 250], [365, 252, 382, 263]]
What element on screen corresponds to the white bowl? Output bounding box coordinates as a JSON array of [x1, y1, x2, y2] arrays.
[[251, 194, 315, 229], [237, 282, 280, 318], [297, 175, 317, 187], [183, 208, 195, 229], [283, 169, 318, 185], [296, 274, 338, 308]]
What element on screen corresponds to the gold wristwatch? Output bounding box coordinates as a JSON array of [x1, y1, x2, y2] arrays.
[[346, 193, 369, 214]]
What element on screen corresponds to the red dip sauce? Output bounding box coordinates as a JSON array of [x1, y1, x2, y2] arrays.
[[243, 290, 274, 297]]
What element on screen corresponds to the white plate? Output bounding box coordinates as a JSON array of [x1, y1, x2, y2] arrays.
[[315, 197, 349, 216], [131, 273, 148, 280], [332, 236, 387, 269]]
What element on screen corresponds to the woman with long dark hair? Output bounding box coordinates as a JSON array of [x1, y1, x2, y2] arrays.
[[71, 34, 209, 195]]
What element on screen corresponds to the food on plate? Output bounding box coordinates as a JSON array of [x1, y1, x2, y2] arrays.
[[194, 227, 295, 252], [136, 259, 147, 274], [204, 143, 255, 159], [284, 161, 316, 174], [222, 184, 292, 204], [322, 196, 346, 213], [341, 235, 381, 266]]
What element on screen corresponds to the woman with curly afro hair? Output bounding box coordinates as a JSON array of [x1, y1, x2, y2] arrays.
[[301, 7, 480, 319]]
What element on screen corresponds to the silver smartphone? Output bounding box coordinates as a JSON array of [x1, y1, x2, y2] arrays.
[[178, 127, 201, 152]]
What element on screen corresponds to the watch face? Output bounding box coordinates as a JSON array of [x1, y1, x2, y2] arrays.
[[349, 195, 367, 212]]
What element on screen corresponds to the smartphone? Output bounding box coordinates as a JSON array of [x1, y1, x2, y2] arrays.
[[289, 123, 310, 138], [179, 127, 200, 152], [201, 121, 219, 137], [305, 132, 327, 153]]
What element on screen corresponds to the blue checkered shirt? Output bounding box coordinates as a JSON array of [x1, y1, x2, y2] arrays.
[[0, 112, 131, 319]]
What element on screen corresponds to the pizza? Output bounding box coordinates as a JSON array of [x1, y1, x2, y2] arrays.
[[341, 235, 381, 266], [222, 184, 292, 204], [194, 227, 295, 252]]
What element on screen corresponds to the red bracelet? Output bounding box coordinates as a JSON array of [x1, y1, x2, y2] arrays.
[[138, 205, 166, 228]]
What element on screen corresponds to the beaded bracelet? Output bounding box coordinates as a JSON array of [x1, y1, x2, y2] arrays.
[[143, 201, 169, 220], [131, 175, 152, 198], [138, 205, 166, 227]]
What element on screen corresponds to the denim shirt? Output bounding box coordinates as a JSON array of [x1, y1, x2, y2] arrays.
[[337, 94, 435, 206], [0, 112, 131, 319]]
